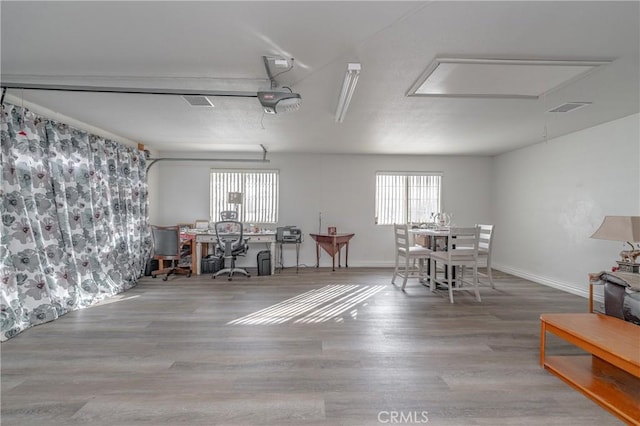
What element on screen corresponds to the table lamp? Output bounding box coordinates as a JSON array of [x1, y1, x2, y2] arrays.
[[591, 216, 640, 271]]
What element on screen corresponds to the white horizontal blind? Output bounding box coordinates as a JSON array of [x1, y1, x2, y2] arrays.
[[375, 174, 405, 225], [375, 172, 441, 225], [210, 170, 279, 223], [408, 174, 441, 223]]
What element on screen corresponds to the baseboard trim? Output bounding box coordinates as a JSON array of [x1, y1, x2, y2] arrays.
[[294, 261, 603, 304], [491, 263, 603, 303], [318, 261, 397, 268]]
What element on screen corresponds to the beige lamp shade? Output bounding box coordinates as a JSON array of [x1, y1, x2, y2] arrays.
[[590, 216, 640, 242]]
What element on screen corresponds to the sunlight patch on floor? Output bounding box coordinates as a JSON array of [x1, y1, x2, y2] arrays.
[[227, 284, 385, 325], [91, 294, 141, 307]]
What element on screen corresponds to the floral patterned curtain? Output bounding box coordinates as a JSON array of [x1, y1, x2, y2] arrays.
[[1, 104, 151, 341]]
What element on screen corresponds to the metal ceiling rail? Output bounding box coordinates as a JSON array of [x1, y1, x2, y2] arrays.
[[1, 85, 272, 169], [146, 157, 270, 171], [146, 144, 270, 171], [0, 82, 258, 98]]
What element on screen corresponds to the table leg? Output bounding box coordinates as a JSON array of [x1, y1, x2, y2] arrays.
[[196, 241, 202, 275], [332, 239, 337, 271], [270, 241, 276, 275], [315, 242, 320, 268], [589, 283, 594, 313], [426, 236, 437, 278], [345, 242, 349, 268], [190, 240, 197, 274], [295, 242, 300, 274], [540, 320, 546, 367]]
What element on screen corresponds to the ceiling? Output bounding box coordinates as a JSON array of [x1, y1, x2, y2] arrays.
[[2, 1, 638, 156]]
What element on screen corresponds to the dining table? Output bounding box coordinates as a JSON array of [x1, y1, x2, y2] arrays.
[[408, 227, 450, 250], [408, 227, 454, 282]]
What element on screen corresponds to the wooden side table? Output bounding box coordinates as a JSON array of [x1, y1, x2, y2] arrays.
[[588, 272, 603, 313], [309, 233, 355, 271]]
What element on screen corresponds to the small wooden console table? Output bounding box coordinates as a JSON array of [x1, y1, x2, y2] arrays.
[[309, 233, 355, 272], [540, 313, 640, 424]]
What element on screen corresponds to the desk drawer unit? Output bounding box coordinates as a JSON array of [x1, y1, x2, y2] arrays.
[[196, 234, 217, 244], [246, 235, 275, 243]]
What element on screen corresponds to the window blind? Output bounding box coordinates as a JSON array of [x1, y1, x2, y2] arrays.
[[210, 170, 279, 223], [375, 172, 441, 225]]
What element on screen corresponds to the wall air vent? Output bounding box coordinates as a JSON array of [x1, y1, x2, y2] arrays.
[[182, 95, 214, 107], [547, 102, 591, 113]]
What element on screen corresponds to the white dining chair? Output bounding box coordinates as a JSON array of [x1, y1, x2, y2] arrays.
[[476, 224, 495, 288], [429, 226, 481, 303], [392, 224, 432, 291]]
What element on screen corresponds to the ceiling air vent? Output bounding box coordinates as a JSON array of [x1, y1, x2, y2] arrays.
[[182, 95, 214, 107], [547, 102, 591, 113]]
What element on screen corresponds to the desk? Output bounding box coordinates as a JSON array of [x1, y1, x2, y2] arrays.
[[187, 231, 276, 275], [309, 233, 355, 271]]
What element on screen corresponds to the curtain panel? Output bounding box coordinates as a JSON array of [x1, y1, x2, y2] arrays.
[[1, 104, 151, 341]]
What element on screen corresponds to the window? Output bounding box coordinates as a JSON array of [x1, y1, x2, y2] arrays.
[[210, 169, 279, 223], [375, 172, 441, 225]]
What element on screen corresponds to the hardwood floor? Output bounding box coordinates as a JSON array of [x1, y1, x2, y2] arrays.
[[1, 268, 622, 425]]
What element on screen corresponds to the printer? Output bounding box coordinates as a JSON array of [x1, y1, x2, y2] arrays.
[[276, 226, 302, 243]]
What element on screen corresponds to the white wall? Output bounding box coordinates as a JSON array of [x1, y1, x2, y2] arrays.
[[149, 153, 493, 268], [492, 113, 640, 297]]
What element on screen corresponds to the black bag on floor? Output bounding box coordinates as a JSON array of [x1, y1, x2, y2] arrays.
[[202, 255, 224, 273], [257, 250, 271, 276], [144, 259, 159, 276]]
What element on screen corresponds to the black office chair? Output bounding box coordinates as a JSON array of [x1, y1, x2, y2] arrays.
[[151, 225, 192, 281], [212, 220, 250, 280], [220, 210, 238, 220]]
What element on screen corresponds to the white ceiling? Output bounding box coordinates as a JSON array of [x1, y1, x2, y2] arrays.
[[2, 1, 638, 156]]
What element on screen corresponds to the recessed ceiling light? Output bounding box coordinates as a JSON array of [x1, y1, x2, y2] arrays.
[[407, 58, 611, 99]]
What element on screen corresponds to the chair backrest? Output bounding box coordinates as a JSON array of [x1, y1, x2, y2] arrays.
[[214, 220, 245, 256], [394, 224, 411, 251], [220, 210, 238, 220], [446, 226, 480, 259], [151, 225, 180, 260], [476, 224, 494, 255]]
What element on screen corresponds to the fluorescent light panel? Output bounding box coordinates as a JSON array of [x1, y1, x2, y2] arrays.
[[335, 63, 361, 123], [407, 58, 611, 99]]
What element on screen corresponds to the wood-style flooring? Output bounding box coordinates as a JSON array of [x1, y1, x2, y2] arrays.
[[1, 268, 622, 425]]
